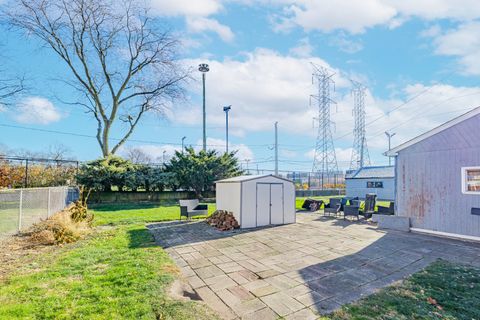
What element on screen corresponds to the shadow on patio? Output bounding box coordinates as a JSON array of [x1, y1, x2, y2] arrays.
[[148, 219, 282, 249], [295, 216, 480, 315]]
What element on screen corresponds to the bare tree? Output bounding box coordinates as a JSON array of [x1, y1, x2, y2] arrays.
[[6, 0, 188, 157], [124, 146, 152, 164], [0, 71, 24, 106], [46, 143, 74, 160]]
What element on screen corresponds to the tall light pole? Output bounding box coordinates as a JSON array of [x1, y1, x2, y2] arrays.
[[385, 131, 396, 166], [223, 105, 231, 153], [181, 136, 186, 154], [199, 63, 209, 151], [274, 122, 278, 176], [162, 150, 167, 167]]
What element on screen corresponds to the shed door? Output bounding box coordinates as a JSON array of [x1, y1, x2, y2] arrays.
[[270, 184, 284, 225], [256, 184, 271, 226], [256, 183, 284, 227]]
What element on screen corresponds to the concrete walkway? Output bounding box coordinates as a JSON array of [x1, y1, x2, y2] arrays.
[[149, 214, 480, 320]]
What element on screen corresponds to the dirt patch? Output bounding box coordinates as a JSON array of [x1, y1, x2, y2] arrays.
[[0, 234, 57, 282], [169, 279, 202, 302]]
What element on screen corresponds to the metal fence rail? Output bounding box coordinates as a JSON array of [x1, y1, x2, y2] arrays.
[[0, 186, 79, 237]]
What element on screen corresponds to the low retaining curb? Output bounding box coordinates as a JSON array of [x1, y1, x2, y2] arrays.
[[372, 215, 410, 232]]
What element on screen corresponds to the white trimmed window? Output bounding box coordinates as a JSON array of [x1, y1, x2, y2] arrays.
[[462, 167, 480, 194]]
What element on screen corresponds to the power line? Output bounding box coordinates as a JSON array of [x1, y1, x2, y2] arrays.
[[0, 123, 273, 148]]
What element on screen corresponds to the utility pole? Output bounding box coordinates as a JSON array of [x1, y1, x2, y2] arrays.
[[223, 105, 231, 153], [274, 121, 278, 176], [245, 159, 250, 174], [199, 63, 210, 151], [349, 80, 370, 170], [311, 64, 338, 189], [181, 136, 186, 154], [162, 150, 167, 167], [385, 131, 396, 166]]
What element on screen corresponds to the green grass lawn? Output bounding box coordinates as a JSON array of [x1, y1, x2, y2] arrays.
[[326, 260, 480, 320], [2, 200, 476, 320], [0, 204, 217, 320], [90, 202, 216, 226]]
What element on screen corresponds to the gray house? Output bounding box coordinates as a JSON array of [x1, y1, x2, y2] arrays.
[[345, 166, 395, 200], [386, 107, 480, 241]]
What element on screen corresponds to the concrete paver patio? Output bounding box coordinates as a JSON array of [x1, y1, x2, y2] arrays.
[[149, 214, 480, 319]]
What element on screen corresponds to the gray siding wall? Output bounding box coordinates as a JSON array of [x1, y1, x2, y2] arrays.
[[396, 114, 480, 237], [346, 178, 395, 200]]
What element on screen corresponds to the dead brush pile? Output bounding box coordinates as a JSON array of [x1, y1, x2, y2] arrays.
[[206, 210, 240, 231], [28, 200, 93, 245]]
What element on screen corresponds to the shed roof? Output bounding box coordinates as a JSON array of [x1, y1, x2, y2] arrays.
[[216, 174, 293, 184], [346, 166, 395, 179], [385, 105, 480, 156]]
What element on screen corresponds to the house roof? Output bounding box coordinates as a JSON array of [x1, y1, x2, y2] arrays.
[[216, 174, 293, 184], [385, 106, 480, 156], [346, 166, 395, 179]]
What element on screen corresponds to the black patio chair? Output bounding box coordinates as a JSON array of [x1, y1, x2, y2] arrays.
[[377, 201, 395, 215], [360, 194, 377, 219], [344, 202, 361, 221], [324, 198, 341, 217]]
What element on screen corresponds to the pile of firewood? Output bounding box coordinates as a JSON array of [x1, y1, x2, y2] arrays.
[[206, 210, 240, 231]]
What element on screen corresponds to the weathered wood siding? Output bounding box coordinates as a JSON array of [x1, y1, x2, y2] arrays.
[[346, 178, 395, 200], [396, 113, 480, 237]]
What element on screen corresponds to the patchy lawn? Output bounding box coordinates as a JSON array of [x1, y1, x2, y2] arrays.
[[90, 202, 216, 226], [0, 204, 217, 320], [326, 260, 480, 320]]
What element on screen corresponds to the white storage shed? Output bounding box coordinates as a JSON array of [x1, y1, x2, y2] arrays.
[[216, 174, 296, 228]]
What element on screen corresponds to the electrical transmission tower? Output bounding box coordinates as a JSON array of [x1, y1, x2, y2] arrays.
[[349, 80, 370, 170], [311, 64, 338, 187]]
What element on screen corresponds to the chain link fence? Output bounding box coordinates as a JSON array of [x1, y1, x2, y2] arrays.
[[0, 186, 79, 238]]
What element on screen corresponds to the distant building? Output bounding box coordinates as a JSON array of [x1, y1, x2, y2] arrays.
[[386, 107, 480, 240], [345, 166, 395, 200]]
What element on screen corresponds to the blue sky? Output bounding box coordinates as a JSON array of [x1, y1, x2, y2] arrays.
[[2, 0, 480, 173]]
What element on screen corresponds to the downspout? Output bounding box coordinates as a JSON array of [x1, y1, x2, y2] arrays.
[[393, 154, 398, 216]]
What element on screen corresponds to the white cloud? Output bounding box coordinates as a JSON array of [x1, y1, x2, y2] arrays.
[[173, 48, 480, 166], [275, 0, 397, 34], [14, 97, 61, 125], [428, 22, 480, 75], [149, 0, 222, 17], [186, 17, 235, 42], [175, 49, 349, 137], [387, 0, 480, 21], [303, 82, 480, 166], [289, 37, 313, 57], [270, 0, 480, 34], [197, 138, 254, 161], [122, 138, 254, 163], [329, 33, 363, 54]]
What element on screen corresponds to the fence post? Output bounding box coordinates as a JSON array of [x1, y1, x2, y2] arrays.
[[18, 189, 23, 232], [47, 187, 51, 218], [24, 159, 29, 188]]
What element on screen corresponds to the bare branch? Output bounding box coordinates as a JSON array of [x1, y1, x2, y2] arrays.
[[5, 0, 189, 157]]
